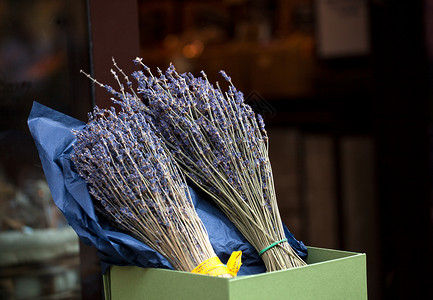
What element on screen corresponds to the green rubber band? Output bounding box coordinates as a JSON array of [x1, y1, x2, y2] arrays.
[[258, 238, 288, 256]]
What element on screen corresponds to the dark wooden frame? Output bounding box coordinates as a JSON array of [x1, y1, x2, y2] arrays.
[[80, 1, 140, 299]]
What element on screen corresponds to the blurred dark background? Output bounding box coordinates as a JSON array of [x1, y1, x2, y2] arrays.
[[0, 0, 432, 299]]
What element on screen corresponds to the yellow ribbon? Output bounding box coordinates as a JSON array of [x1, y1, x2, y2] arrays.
[[226, 251, 242, 277], [191, 251, 242, 277]]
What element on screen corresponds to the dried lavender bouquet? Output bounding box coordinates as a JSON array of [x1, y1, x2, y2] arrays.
[[71, 105, 238, 277], [119, 60, 306, 271]]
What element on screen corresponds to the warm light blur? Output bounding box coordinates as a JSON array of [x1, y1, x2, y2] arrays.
[[182, 40, 204, 59]]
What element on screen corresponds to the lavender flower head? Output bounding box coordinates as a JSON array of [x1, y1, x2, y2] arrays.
[[70, 105, 219, 272]]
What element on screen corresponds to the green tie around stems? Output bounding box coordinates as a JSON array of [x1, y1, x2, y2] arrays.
[[258, 238, 288, 256]]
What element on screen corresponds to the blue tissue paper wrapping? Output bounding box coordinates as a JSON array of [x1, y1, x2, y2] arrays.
[[27, 101, 307, 275]]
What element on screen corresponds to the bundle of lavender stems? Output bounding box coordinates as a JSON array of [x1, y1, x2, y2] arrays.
[[71, 105, 233, 276], [97, 58, 306, 271]]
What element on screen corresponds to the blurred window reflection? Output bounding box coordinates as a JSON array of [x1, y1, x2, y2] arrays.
[[137, 0, 315, 99], [0, 1, 90, 299]]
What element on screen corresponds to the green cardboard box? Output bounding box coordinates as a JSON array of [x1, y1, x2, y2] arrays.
[[103, 247, 367, 300]]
